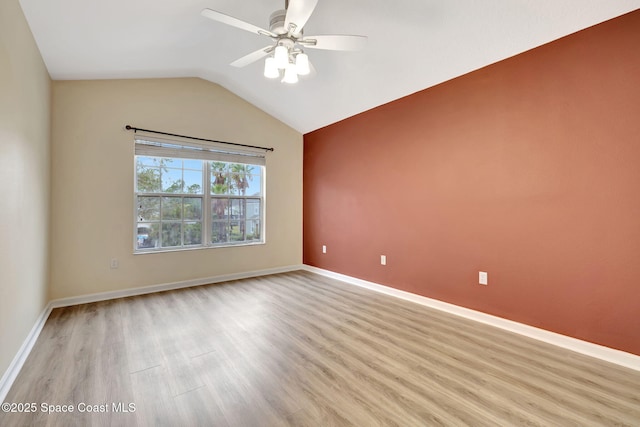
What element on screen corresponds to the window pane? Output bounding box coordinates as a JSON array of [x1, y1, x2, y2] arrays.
[[229, 199, 243, 219], [246, 220, 260, 241], [211, 221, 228, 244], [246, 199, 260, 220], [210, 162, 228, 195], [246, 173, 262, 196], [160, 158, 177, 167], [184, 198, 202, 220], [184, 169, 203, 194], [137, 223, 159, 249], [161, 223, 181, 247], [211, 199, 228, 220], [211, 173, 229, 194], [229, 220, 244, 242], [137, 156, 159, 167], [183, 159, 202, 170], [162, 197, 182, 220], [162, 168, 183, 193], [210, 162, 227, 173], [137, 196, 160, 221], [227, 164, 253, 195], [136, 164, 162, 192], [184, 222, 202, 246]]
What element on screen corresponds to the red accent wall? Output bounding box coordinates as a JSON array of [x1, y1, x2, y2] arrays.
[[303, 10, 640, 356]]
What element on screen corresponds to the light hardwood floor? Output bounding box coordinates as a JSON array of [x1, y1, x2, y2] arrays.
[[1, 270, 639, 426]]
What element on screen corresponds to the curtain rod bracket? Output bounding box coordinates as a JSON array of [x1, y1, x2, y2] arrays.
[[124, 125, 274, 152]]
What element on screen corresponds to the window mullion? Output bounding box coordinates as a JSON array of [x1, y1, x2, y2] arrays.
[[181, 163, 185, 247], [204, 161, 211, 246], [158, 196, 163, 247], [180, 195, 185, 247]]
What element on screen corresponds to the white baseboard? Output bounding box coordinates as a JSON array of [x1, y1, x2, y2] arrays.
[[0, 264, 302, 402], [0, 304, 52, 402], [302, 265, 640, 372], [49, 264, 303, 308], [4, 262, 637, 403]]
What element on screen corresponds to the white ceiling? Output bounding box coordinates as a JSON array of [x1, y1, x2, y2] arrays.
[[19, 0, 640, 134]]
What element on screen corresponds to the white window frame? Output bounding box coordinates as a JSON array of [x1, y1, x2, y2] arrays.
[[133, 137, 266, 253]]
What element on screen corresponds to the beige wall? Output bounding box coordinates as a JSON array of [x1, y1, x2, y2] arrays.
[[0, 1, 51, 379], [50, 78, 302, 300]]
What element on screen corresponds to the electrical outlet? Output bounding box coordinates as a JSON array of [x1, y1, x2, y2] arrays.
[[110, 258, 119, 269], [479, 271, 488, 285], [322, 245, 327, 254], [381, 255, 386, 265]]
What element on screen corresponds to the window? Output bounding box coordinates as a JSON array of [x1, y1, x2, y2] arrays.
[[134, 138, 265, 252]]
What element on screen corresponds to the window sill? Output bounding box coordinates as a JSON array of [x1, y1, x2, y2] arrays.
[[133, 241, 265, 255]]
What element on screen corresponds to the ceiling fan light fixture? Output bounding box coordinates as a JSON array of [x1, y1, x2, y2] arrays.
[[295, 52, 310, 76], [274, 45, 289, 69], [282, 62, 299, 84], [264, 57, 279, 79], [201, 2, 367, 84]]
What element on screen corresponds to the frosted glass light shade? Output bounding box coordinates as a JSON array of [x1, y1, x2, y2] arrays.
[[295, 53, 310, 75], [263, 57, 279, 79], [282, 63, 299, 84], [274, 45, 288, 69]]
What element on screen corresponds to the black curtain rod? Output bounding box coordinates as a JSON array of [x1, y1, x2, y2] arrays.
[[125, 125, 274, 152]]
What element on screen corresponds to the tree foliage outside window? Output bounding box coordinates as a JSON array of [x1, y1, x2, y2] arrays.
[[135, 156, 263, 251]]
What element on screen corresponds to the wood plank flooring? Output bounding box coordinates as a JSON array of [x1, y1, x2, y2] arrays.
[[1, 270, 639, 426]]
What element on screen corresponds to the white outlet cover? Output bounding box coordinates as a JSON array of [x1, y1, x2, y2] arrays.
[[479, 271, 488, 285], [381, 255, 387, 265]]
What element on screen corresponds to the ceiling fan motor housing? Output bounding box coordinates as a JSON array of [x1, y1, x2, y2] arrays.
[[270, 10, 287, 34], [270, 9, 302, 38]]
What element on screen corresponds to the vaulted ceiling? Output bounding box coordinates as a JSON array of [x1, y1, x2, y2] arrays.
[[19, 0, 640, 133]]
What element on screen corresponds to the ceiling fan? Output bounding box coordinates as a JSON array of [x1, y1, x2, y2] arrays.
[[201, 0, 367, 84]]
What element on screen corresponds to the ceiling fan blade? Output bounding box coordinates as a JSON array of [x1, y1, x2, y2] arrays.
[[201, 9, 276, 38], [284, 0, 318, 36], [299, 35, 367, 51], [230, 46, 275, 68]]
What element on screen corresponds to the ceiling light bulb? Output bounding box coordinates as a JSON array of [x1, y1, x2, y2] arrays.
[[264, 57, 279, 79], [274, 45, 288, 69], [295, 53, 310, 76], [282, 62, 299, 84]]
